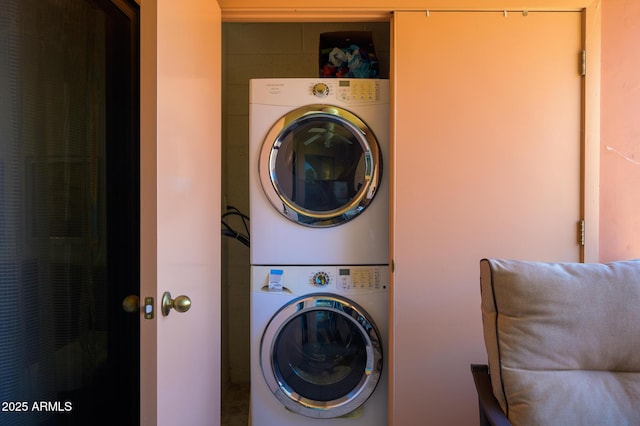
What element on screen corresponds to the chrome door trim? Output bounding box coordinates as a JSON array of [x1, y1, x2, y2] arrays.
[[260, 293, 383, 419], [258, 104, 382, 227]]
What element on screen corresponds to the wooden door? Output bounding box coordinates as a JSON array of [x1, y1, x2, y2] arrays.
[[140, 0, 222, 424], [392, 10, 583, 425]]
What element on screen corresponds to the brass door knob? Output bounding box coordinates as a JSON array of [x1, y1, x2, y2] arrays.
[[161, 291, 192, 316], [122, 295, 140, 313]]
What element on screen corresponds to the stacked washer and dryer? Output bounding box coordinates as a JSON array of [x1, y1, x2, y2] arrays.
[[249, 78, 389, 425]]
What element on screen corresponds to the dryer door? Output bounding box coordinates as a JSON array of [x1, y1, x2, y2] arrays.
[[260, 294, 383, 419], [259, 104, 382, 227]]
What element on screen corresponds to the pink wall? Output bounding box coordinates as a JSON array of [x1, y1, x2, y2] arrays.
[[600, 0, 640, 262]]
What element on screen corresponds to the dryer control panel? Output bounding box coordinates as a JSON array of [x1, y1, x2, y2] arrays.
[[307, 266, 387, 292], [335, 79, 381, 102], [309, 79, 381, 103]]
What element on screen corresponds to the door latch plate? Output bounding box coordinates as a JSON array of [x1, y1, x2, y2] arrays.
[[144, 297, 154, 320]]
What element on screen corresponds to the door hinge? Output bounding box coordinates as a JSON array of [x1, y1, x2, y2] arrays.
[[578, 219, 586, 246], [580, 50, 586, 76]]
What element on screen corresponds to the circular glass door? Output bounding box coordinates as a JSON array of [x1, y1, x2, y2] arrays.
[[260, 294, 383, 419], [259, 105, 382, 227]]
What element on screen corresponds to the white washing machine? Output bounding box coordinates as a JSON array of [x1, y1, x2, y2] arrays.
[[250, 78, 389, 266], [250, 265, 388, 426]]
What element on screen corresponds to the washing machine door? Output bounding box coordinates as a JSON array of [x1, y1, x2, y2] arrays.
[[259, 104, 382, 227], [260, 293, 383, 419]]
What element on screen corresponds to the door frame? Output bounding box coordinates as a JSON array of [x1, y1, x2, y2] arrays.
[[218, 3, 600, 426], [138, 0, 158, 422]]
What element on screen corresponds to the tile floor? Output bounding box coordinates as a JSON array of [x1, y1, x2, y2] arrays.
[[221, 382, 250, 426]]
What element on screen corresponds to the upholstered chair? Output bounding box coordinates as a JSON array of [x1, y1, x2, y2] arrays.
[[472, 258, 640, 426]]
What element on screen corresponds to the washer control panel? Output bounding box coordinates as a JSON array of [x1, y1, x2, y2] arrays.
[[336, 267, 384, 290], [255, 265, 389, 294]]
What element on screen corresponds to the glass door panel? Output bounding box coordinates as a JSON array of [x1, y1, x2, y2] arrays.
[[0, 0, 139, 424]]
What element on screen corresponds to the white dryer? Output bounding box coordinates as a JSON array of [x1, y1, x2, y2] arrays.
[[250, 265, 388, 426], [250, 78, 389, 266]]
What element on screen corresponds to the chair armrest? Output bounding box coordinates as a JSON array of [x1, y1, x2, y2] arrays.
[[470, 364, 512, 426]]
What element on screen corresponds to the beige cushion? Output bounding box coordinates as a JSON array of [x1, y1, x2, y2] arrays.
[[480, 258, 640, 426]]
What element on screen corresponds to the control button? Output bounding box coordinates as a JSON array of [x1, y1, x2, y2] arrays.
[[312, 82, 330, 97], [311, 271, 330, 287], [338, 275, 351, 290]]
